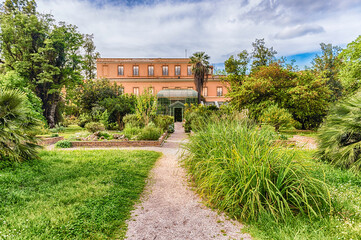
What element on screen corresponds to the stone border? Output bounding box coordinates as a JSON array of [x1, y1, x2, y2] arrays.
[[69, 131, 168, 148], [39, 136, 64, 146]]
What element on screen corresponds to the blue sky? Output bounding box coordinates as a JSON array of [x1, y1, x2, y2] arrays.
[[37, 0, 361, 69]]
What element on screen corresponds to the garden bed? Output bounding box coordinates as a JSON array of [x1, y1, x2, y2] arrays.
[[69, 131, 168, 148], [38, 136, 64, 146]]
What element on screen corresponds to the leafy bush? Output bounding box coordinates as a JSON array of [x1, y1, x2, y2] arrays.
[[51, 133, 59, 137], [62, 115, 78, 127], [184, 104, 212, 132], [49, 124, 66, 133], [98, 131, 112, 140], [168, 123, 175, 133], [123, 114, 144, 128], [317, 93, 361, 172], [260, 104, 295, 131], [153, 115, 174, 131], [55, 140, 72, 148], [0, 88, 41, 162], [85, 122, 105, 133], [182, 119, 331, 221], [78, 113, 91, 128], [122, 125, 142, 139], [138, 126, 162, 140]]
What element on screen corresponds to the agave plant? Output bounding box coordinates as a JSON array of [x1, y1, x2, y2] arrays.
[[317, 92, 361, 172], [0, 88, 41, 162]]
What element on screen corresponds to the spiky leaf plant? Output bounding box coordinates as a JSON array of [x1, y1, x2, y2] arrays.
[[317, 92, 361, 172], [182, 119, 331, 221], [0, 88, 41, 162]]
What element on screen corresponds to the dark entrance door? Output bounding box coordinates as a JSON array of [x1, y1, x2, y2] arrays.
[[174, 108, 183, 122]]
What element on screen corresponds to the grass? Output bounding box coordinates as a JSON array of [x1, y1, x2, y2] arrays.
[[182, 119, 361, 239], [182, 120, 331, 222], [0, 150, 161, 239], [245, 150, 361, 239]]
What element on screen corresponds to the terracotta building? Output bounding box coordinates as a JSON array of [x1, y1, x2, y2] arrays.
[[96, 58, 228, 105]]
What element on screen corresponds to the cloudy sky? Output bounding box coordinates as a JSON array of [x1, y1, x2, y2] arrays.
[[37, 0, 361, 69]]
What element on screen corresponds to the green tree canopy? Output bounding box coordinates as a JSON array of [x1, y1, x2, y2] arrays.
[[225, 50, 249, 76], [82, 34, 100, 80], [0, 1, 97, 128], [339, 35, 361, 96], [312, 43, 343, 101], [251, 38, 277, 72], [227, 64, 331, 129]]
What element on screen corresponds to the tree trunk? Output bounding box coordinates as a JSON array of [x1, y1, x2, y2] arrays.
[[48, 95, 60, 128]]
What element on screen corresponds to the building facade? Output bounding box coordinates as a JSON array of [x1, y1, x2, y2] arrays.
[[96, 58, 228, 104]]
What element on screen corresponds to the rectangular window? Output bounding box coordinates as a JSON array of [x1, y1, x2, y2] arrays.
[[217, 87, 223, 97], [187, 87, 193, 90], [175, 65, 181, 76], [118, 65, 124, 76], [187, 66, 192, 75], [203, 87, 208, 97], [133, 87, 139, 96], [175, 87, 181, 89], [133, 65, 139, 76], [208, 68, 212, 75], [162, 87, 168, 90], [162, 65, 168, 76], [148, 65, 154, 76]]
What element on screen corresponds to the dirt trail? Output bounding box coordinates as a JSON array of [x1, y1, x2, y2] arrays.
[[125, 122, 251, 240]]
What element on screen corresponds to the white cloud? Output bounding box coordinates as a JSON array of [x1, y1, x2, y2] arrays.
[[275, 25, 325, 40], [36, 0, 361, 64]]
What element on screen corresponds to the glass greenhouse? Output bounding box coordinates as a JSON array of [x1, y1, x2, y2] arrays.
[[157, 89, 198, 122]]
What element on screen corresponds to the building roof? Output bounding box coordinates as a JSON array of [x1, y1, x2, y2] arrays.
[[157, 89, 198, 99]]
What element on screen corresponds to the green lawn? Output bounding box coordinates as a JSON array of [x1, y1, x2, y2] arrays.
[[0, 150, 161, 239], [245, 150, 361, 240]]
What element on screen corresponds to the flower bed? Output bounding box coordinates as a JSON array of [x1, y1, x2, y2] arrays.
[[69, 131, 168, 148]]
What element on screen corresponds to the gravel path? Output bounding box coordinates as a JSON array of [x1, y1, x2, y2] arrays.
[[289, 135, 318, 150], [125, 122, 251, 240]]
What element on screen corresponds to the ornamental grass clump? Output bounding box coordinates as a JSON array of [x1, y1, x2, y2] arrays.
[[182, 120, 331, 221]]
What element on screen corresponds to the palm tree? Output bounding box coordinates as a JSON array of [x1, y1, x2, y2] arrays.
[[0, 88, 40, 162], [317, 92, 361, 172], [189, 52, 210, 104]]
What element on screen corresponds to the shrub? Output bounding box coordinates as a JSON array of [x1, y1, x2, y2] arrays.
[[55, 140, 72, 148], [98, 131, 111, 140], [85, 122, 105, 133], [49, 123, 66, 133], [51, 133, 59, 137], [317, 93, 361, 172], [182, 120, 331, 221], [62, 115, 78, 127], [0, 88, 41, 162], [122, 125, 142, 139], [123, 114, 144, 128], [168, 123, 175, 133], [259, 104, 295, 131], [153, 115, 174, 131], [78, 113, 91, 128], [138, 126, 162, 140]]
